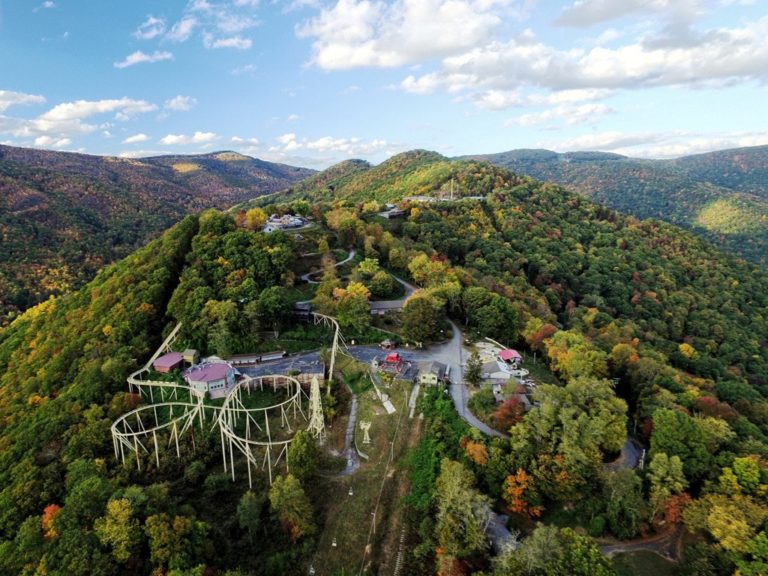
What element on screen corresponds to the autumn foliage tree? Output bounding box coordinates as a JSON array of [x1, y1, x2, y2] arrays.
[[41, 504, 61, 540], [503, 468, 543, 517], [493, 395, 525, 432]]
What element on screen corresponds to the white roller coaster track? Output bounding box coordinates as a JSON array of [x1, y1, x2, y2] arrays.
[[112, 313, 347, 486]]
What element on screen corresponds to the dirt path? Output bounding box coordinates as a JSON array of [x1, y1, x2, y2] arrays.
[[599, 524, 685, 561]]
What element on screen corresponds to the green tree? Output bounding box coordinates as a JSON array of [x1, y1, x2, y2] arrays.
[[269, 474, 315, 542], [287, 430, 318, 482], [494, 525, 616, 576], [650, 409, 712, 484], [435, 458, 490, 559], [510, 377, 627, 501], [94, 498, 140, 563], [334, 283, 370, 333], [647, 452, 687, 521], [257, 285, 291, 334], [357, 257, 380, 278], [369, 270, 396, 298], [602, 469, 643, 539], [465, 350, 483, 387], [237, 491, 264, 545], [402, 290, 444, 343], [733, 456, 761, 494], [144, 513, 207, 571]]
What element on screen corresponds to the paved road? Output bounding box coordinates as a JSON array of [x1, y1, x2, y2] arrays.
[[367, 276, 502, 437], [428, 320, 505, 437], [300, 248, 357, 284], [599, 523, 684, 561], [605, 438, 645, 471], [242, 335, 504, 438], [369, 273, 416, 312]]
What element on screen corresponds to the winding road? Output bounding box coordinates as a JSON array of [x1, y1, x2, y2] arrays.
[[599, 524, 685, 561], [300, 248, 357, 284]]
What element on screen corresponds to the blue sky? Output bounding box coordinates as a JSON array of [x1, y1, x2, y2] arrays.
[[0, 0, 766, 167]]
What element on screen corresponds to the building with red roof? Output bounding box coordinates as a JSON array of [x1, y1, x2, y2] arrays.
[[153, 352, 184, 373], [498, 349, 523, 368]]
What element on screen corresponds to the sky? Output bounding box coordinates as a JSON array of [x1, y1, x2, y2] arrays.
[[0, 0, 766, 168]]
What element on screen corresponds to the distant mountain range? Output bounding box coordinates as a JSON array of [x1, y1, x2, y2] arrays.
[[0, 145, 313, 321], [461, 145, 768, 265]]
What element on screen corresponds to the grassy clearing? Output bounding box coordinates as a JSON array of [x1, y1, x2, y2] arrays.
[[520, 350, 561, 385], [308, 378, 416, 575], [612, 551, 676, 576], [341, 359, 374, 396]]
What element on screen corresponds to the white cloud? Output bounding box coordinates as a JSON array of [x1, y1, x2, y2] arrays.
[[203, 34, 252, 49], [270, 132, 389, 155], [114, 50, 174, 69], [542, 129, 768, 158], [287, 114, 300, 121], [215, 13, 258, 34], [555, 0, 699, 28], [164, 95, 198, 111], [166, 17, 197, 42], [401, 17, 768, 97], [538, 88, 614, 104], [33, 136, 70, 148], [36, 98, 157, 125], [277, 132, 297, 145], [123, 133, 150, 144], [297, 0, 505, 69], [472, 90, 525, 110], [232, 136, 260, 145], [513, 102, 614, 126], [134, 16, 166, 39], [159, 131, 218, 145], [38, 98, 157, 123], [0, 98, 159, 144], [0, 90, 46, 112], [233, 0, 260, 6]]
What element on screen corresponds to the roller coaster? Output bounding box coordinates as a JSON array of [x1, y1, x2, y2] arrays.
[[111, 313, 347, 486]]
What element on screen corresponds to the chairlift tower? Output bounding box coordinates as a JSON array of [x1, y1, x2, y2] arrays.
[[307, 375, 326, 441]]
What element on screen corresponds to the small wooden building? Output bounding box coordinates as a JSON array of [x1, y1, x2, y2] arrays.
[[183, 349, 199, 365], [419, 361, 447, 386]]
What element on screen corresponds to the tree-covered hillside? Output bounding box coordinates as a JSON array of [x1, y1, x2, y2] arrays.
[[671, 145, 768, 198], [463, 146, 768, 265], [0, 145, 313, 323], [2, 150, 768, 575]]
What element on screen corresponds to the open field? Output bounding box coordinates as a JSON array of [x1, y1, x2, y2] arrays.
[[307, 378, 421, 575]]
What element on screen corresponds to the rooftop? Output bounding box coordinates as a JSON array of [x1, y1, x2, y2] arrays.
[[153, 352, 183, 369], [499, 349, 522, 361], [184, 362, 232, 382]]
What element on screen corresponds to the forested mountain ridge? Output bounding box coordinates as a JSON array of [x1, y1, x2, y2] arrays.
[[461, 145, 768, 265], [2, 150, 768, 574], [0, 144, 314, 323]]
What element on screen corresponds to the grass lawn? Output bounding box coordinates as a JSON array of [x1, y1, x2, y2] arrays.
[[307, 378, 416, 575], [612, 551, 676, 576], [520, 350, 561, 385]]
